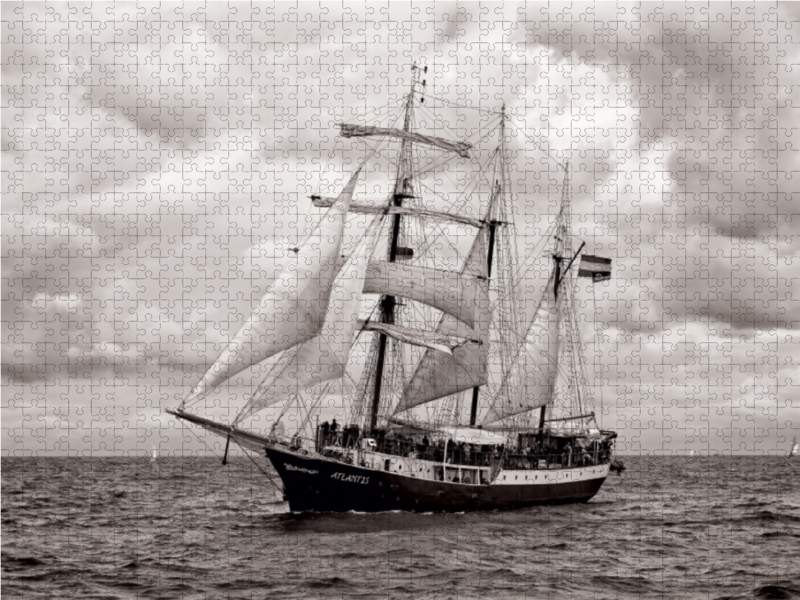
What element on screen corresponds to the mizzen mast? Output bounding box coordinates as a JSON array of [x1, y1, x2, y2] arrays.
[[539, 161, 585, 434]]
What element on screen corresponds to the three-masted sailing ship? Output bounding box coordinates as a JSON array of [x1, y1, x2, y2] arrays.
[[169, 66, 619, 512]]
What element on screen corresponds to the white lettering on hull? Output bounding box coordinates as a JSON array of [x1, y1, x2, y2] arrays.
[[331, 472, 370, 485], [285, 464, 319, 475]]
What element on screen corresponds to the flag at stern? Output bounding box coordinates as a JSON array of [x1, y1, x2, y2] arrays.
[[577, 255, 612, 282]]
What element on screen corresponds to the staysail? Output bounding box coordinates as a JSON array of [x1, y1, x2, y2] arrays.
[[234, 229, 372, 422], [183, 170, 360, 405], [481, 168, 580, 426], [481, 273, 561, 425], [393, 228, 491, 416]]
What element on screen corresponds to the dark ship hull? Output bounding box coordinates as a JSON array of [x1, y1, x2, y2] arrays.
[[267, 445, 608, 513]]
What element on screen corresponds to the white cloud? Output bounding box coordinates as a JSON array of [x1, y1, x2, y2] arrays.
[[4, 2, 799, 454]]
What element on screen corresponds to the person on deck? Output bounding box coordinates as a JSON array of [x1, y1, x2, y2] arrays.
[[321, 421, 330, 445]]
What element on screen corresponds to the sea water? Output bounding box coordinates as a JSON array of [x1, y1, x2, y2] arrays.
[[2, 456, 798, 599]]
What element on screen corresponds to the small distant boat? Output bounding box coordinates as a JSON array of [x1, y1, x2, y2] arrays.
[[689, 450, 696, 456], [150, 445, 158, 463], [790, 437, 798, 458]]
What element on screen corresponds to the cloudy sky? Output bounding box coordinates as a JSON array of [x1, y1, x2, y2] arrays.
[[3, 2, 799, 456]]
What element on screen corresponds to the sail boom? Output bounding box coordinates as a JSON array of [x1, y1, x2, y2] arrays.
[[310, 197, 484, 228]]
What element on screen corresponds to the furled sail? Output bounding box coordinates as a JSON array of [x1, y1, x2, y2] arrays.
[[183, 170, 360, 405], [481, 274, 561, 425], [393, 229, 491, 415], [359, 321, 479, 355], [234, 231, 372, 422], [310, 196, 484, 228], [363, 262, 487, 329], [340, 124, 472, 158]]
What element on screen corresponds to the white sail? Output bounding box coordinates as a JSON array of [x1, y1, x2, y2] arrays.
[[184, 170, 360, 405], [481, 275, 561, 426], [393, 229, 490, 415], [340, 124, 472, 158], [363, 261, 487, 329], [234, 232, 372, 422]]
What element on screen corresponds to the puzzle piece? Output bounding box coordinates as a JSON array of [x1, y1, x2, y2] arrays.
[[3, 3, 799, 599]]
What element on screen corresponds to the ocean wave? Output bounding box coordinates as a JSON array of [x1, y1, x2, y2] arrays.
[[3, 456, 799, 599]]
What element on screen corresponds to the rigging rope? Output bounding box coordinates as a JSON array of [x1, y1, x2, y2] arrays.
[[592, 282, 604, 429], [232, 437, 285, 495], [181, 420, 283, 495], [415, 92, 505, 115]]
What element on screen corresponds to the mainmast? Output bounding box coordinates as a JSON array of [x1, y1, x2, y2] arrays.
[[468, 105, 505, 427], [368, 65, 424, 431]]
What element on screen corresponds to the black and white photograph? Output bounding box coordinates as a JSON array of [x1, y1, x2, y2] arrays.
[[3, 2, 799, 598]]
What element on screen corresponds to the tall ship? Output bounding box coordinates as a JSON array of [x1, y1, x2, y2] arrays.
[[169, 66, 619, 512]]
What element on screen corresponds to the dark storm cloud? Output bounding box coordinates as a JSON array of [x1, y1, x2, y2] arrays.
[[514, 2, 800, 332]]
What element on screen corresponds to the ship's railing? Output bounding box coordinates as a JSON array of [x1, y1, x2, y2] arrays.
[[311, 427, 614, 470]]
